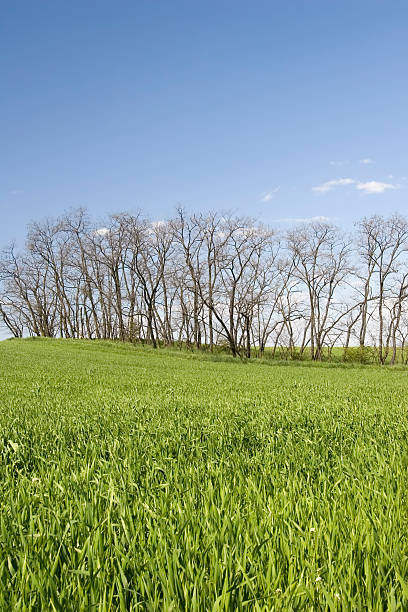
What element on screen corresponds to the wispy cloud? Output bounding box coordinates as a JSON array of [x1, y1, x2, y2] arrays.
[[359, 158, 374, 165], [312, 178, 355, 193], [95, 227, 110, 236], [274, 215, 331, 224], [9, 189, 23, 195], [329, 160, 349, 167], [356, 181, 398, 194], [260, 187, 280, 202]]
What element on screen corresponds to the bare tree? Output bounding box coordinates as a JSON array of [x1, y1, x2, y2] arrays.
[[357, 214, 408, 364], [287, 222, 352, 360], [2, 208, 408, 364]]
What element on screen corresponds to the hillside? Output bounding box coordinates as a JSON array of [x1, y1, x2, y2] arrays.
[[1, 338, 408, 610]]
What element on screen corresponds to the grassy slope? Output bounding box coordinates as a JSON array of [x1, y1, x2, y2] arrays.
[[1, 338, 408, 610]]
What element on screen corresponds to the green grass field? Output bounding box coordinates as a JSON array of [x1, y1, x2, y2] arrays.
[[1, 339, 408, 610]]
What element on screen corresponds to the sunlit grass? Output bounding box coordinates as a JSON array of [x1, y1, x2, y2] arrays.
[[1, 338, 408, 610]]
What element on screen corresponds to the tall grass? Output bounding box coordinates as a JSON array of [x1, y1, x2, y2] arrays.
[[1, 338, 408, 610]]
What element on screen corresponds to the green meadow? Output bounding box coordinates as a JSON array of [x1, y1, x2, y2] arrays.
[[1, 338, 408, 610]]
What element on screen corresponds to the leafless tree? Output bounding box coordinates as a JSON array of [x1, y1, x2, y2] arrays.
[[2, 208, 408, 364], [287, 221, 352, 360], [357, 214, 408, 364]]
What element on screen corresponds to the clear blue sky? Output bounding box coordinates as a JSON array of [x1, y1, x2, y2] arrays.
[[1, 0, 407, 247]]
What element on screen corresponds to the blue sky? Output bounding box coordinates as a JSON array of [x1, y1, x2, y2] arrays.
[[1, 0, 407, 247]]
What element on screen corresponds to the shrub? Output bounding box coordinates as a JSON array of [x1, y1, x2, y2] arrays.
[[343, 346, 377, 364]]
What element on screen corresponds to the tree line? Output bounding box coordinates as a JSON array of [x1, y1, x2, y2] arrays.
[[1, 208, 408, 364]]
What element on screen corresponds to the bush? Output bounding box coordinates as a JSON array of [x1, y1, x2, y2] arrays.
[[343, 346, 377, 364]]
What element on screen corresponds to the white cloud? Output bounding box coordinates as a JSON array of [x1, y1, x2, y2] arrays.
[[147, 220, 168, 235], [274, 215, 331, 224], [312, 178, 355, 193], [313, 175, 400, 195], [260, 187, 280, 202], [95, 227, 110, 235], [359, 158, 374, 165], [329, 160, 349, 166], [356, 181, 398, 195]]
